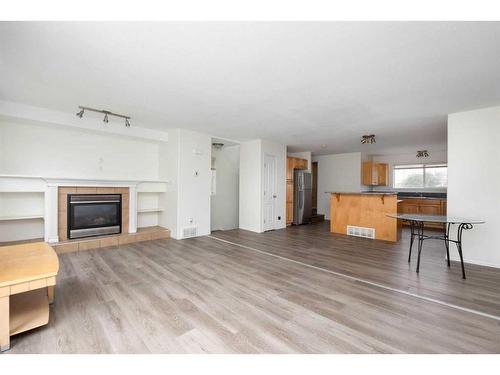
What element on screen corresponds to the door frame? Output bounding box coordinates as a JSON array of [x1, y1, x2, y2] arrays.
[[312, 161, 318, 212], [262, 153, 277, 232]]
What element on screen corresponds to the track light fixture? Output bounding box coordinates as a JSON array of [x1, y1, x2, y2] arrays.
[[75, 106, 131, 127]]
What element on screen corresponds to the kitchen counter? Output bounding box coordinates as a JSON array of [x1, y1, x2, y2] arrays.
[[326, 191, 397, 196], [398, 196, 445, 200], [366, 191, 447, 199]]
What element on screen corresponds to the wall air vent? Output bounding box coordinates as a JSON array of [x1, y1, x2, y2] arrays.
[[347, 225, 375, 239], [182, 226, 198, 238]]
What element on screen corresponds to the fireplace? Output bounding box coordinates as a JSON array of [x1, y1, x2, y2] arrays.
[[67, 194, 122, 239]]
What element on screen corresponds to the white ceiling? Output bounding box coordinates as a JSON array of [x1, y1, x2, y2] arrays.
[[1, 22, 500, 155]]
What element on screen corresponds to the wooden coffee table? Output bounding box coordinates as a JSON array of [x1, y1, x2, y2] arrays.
[[0, 242, 59, 352]]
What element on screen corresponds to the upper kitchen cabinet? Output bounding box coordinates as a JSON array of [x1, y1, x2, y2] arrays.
[[362, 161, 389, 186], [286, 157, 295, 180]]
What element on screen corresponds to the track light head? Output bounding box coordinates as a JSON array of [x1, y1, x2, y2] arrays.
[[103, 113, 109, 123], [76, 109, 84, 118], [125, 118, 130, 127]]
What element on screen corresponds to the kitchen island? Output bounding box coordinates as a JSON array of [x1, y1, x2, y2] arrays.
[[329, 192, 400, 242]]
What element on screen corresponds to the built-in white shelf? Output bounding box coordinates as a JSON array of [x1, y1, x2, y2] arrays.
[[137, 208, 165, 213], [0, 190, 45, 193], [0, 214, 45, 221]]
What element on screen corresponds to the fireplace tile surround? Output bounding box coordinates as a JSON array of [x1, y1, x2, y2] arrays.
[[58, 186, 129, 241]]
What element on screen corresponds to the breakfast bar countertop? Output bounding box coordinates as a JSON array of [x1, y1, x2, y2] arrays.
[[326, 191, 397, 195]]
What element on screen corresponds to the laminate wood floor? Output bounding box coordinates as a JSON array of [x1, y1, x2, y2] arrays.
[[8, 222, 500, 353], [212, 221, 500, 318]]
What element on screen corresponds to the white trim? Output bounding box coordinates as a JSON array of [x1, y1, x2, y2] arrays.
[[45, 185, 59, 243], [128, 185, 137, 234], [449, 255, 500, 269], [0, 175, 168, 185], [137, 208, 165, 213], [0, 214, 44, 221], [0, 100, 169, 142]]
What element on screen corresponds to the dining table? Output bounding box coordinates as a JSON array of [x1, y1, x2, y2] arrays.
[[387, 214, 485, 279]]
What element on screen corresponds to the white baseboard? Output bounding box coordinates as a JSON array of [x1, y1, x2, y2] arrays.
[[450, 255, 500, 269]]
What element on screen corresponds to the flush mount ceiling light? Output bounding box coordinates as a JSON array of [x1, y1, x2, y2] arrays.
[[76, 106, 131, 127], [416, 150, 429, 158], [212, 143, 224, 150], [361, 134, 376, 144]]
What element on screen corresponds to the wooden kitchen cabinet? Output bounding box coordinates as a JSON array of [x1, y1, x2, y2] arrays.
[[286, 157, 294, 180], [398, 198, 447, 228], [286, 156, 308, 225], [295, 158, 308, 170], [377, 163, 388, 185], [362, 161, 388, 186]]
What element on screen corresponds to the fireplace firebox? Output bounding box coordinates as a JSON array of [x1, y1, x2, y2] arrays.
[[68, 194, 122, 239]]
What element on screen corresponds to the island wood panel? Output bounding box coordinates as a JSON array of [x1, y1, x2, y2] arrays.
[[330, 193, 398, 242]]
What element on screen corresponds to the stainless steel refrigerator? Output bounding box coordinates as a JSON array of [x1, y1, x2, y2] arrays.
[[293, 170, 312, 225]]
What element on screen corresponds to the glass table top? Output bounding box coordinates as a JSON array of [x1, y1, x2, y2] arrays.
[[387, 214, 485, 224]]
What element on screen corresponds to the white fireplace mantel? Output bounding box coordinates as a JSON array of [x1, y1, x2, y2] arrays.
[[43, 177, 168, 243], [0, 175, 168, 243]]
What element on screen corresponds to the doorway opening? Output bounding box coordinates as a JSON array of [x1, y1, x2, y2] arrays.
[[312, 161, 318, 214], [210, 138, 240, 232]]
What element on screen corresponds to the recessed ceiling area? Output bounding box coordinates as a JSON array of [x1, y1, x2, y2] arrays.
[[1, 22, 500, 155]]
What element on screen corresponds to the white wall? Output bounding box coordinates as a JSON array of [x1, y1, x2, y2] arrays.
[[448, 106, 500, 268], [288, 151, 312, 171], [0, 117, 217, 242], [158, 129, 179, 239], [176, 129, 212, 239], [239, 140, 262, 232], [211, 145, 240, 231], [0, 120, 162, 242], [0, 121, 160, 180], [370, 147, 447, 192], [313, 152, 363, 218]]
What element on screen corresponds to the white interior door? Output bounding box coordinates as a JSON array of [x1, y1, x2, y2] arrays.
[[263, 154, 276, 231]]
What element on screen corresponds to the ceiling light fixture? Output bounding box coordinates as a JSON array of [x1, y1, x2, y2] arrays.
[[361, 134, 376, 144], [75, 106, 131, 127], [212, 143, 224, 149]]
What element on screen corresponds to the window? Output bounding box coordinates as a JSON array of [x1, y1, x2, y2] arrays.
[[393, 164, 447, 189]]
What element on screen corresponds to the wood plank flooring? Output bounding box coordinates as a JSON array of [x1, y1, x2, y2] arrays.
[[212, 221, 500, 317], [8, 222, 500, 353]]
